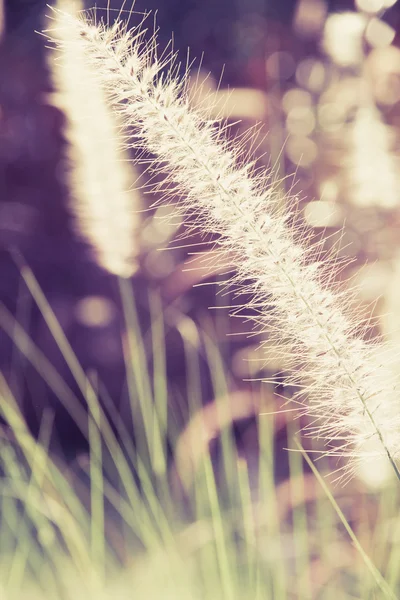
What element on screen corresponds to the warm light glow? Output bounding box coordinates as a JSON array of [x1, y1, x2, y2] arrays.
[[319, 179, 339, 203], [75, 296, 116, 327], [293, 0, 328, 37], [318, 103, 345, 131], [322, 12, 367, 66], [141, 205, 182, 248], [286, 136, 317, 167], [357, 438, 394, 488], [365, 18, 396, 48], [266, 52, 295, 80], [144, 251, 175, 279], [282, 88, 312, 113], [187, 70, 268, 120], [356, 0, 397, 12], [286, 106, 316, 136], [368, 45, 400, 74], [352, 262, 391, 301], [304, 200, 344, 227], [382, 251, 400, 387], [209, 88, 268, 120], [368, 47, 400, 105], [348, 106, 400, 208], [356, 0, 385, 12], [318, 77, 362, 131], [296, 59, 326, 92]]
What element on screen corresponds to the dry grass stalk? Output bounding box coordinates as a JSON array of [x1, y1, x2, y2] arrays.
[[43, 8, 400, 481], [46, 0, 141, 277]]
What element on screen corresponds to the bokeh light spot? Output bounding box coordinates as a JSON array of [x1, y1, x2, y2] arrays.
[[75, 296, 116, 327]]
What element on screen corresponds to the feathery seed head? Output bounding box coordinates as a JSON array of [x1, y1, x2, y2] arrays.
[[45, 2, 142, 277], [43, 6, 400, 480]]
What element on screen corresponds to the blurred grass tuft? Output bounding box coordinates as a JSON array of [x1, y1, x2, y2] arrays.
[[0, 265, 398, 599]]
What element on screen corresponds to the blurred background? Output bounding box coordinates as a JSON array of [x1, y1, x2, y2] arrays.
[[1, 0, 400, 491]]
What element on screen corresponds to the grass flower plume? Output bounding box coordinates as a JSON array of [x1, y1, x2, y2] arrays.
[[44, 7, 400, 480], [46, 0, 141, 277]]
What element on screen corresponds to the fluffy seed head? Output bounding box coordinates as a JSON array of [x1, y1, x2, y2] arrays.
[[43, 7, 400, 480], [45, 1, 141, 277]]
